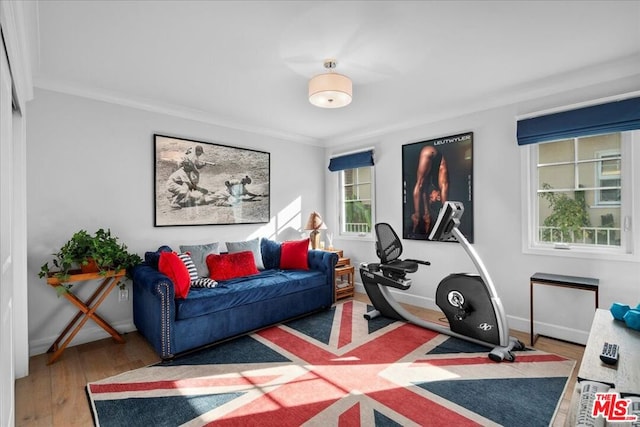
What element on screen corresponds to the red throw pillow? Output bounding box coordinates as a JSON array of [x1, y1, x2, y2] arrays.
[[158, 252, 191, 299], [280, 238, 309, 270], [206, 251, 259, 281]]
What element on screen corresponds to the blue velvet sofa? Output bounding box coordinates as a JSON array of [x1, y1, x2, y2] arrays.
[[132, 247, 338, 359]]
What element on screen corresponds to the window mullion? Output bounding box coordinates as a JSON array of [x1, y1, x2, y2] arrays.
[[573, 137, 579, 190]]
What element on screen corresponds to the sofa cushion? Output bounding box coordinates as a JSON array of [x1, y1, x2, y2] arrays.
[[174, 269, 327, 320], [206, 251, 259, 281], [226, 238, 264, 270], [158, 252, 190, 299], [179, 242, 219, 277], [280, 238, 309, 270], [260, 238, 281, 270]]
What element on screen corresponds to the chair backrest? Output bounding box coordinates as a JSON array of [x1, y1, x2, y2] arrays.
[[375, 223, 403, 264]]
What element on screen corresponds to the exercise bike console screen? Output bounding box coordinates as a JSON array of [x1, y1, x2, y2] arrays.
[[428, 201, 464, 241]]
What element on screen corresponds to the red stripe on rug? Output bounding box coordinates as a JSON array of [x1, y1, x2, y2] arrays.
[[88, 375, 278, 394], [368, 383, 482, 426], [414, 353, 567, 367], [338, 301, 353, 349], [259, 321, 440, 366], [346, 323, 440, 364], [339, 402, 360, 426], [205, 370, 342, 427]]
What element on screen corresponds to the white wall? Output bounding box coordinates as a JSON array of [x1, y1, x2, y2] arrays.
[[25, 75, 640, 354], [26, 88, 326, 355], [326, 77, 640, 345]]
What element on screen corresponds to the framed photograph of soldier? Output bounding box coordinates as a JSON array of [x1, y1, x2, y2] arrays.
[[154, 134, 270, 227], [401, 132, 473, 242]]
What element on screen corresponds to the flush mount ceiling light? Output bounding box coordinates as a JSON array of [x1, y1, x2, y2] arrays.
[[308, 59, 352, 108]]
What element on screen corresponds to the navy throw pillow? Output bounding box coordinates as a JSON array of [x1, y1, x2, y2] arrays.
[[144, 245, 173, 270], [260, 238, 282, 270]]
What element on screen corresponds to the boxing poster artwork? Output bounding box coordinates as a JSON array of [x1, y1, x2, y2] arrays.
[[154, 134, 270, 227], [402, 132, 473, 242]]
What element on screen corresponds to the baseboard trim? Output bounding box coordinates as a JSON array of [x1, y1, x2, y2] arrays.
[[353, 283, 589, 345]]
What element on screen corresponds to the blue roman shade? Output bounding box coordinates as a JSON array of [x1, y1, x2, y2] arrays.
[[517, 97, 640, 146], [328, 150, 374, 171]]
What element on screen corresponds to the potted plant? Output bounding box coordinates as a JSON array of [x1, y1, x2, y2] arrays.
[[39, 229, 142, 292]]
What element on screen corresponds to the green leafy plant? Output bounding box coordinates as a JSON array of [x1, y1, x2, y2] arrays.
[[39, 229, 142, 293], [539, 183, 591, 243]]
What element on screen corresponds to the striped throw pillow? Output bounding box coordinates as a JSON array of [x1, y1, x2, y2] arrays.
[[191, 278, 218, 288], [177, 252, 199, 282]]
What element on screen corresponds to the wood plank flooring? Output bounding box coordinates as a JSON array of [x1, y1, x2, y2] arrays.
[[15, 293, 583, 426]]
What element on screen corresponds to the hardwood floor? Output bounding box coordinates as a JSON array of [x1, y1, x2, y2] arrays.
[[15, 293, 583, 426], [15, 332, 160, 426]]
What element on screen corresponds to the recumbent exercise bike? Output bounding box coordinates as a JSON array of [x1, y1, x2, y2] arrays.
[[359, 201, 525, 362]]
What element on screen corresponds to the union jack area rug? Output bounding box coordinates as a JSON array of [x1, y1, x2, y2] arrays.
[[87, 300, 575, 426]]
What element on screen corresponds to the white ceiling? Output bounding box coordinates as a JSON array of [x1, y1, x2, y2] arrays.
[[32, 1, 640, 146]]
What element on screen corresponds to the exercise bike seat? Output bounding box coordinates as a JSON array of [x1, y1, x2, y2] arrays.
[[380, 259, 419, 275], [375, 223, 429, 277]]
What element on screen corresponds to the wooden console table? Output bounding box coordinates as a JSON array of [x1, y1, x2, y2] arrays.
[[45, 269, 126, 364], [530, 272, 599, 346]]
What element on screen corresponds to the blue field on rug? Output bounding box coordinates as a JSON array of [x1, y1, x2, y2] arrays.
[[87, 301, 575, 426]]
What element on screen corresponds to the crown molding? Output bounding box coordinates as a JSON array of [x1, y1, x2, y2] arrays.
[[33, 77, 322, 147], [325, 54, 640, 147]]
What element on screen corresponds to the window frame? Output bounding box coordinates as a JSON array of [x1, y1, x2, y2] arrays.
[[594, 149, 621, 207], [521, 130, 639, 261], [337, 165, 376, 240]]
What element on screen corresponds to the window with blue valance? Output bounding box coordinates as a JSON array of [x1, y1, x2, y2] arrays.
[[328, 150, 374, 171], [517, 97, 640, 146]]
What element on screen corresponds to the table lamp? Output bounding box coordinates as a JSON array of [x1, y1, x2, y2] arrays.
[[305, 211, 327, 249]]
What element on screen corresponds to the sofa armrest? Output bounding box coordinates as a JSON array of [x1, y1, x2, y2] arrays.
[[308, 249, 338, 276], [132, 264, 176, 358], [133, 264, 176, 299]]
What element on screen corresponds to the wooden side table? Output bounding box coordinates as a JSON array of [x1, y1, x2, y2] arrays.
[[335, 265, 355, 301], [45, 269, 126, 364], [325, 249, 355, 301]]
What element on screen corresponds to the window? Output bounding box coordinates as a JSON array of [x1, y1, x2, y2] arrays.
[[339, 166, 375, 237], [518, 96, 640, 259], [525, 130, 637, 257], [329, 150, 375, 239]]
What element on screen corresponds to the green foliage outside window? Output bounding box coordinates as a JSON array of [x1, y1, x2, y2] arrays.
[[345, 197, 371, 233], [539, 183, 591, 243]]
